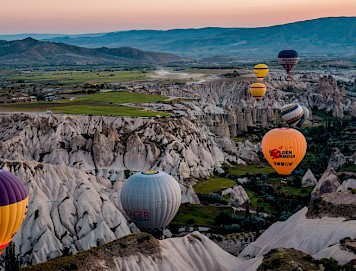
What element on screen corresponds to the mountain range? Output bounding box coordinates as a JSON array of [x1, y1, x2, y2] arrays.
[[0, 38, 181, 65], [1, 17, 354, 59]]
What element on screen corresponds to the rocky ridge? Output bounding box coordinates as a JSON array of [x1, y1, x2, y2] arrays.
[[0, 114, 259, 180]]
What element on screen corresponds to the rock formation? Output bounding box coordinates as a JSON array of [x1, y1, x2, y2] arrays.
[[180, 184, 200, 204], [302, 169, 317, 187], [311, 165, 340, 200], [328, 148, 347, 170], [222, 185, 250, 207]]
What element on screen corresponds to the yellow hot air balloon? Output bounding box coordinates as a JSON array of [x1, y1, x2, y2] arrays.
[[0, 170, 28, 254], [254, 64, 269, 82], [249, 83, 266, 101], [261, 128, 307, 175]]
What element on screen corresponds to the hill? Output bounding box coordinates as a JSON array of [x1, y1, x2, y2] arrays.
[[33, 17, 356, 59], [0, 38, 182, 65]]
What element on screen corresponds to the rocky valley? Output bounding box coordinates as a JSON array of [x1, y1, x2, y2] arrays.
[[0, 66, 355, 270]]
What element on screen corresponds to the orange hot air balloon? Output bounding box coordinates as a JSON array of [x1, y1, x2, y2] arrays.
[[261, 128, 307, 175], [249, 83, 266, 101]]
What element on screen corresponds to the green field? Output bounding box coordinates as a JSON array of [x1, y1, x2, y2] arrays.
[[194, 176, 236, 194], [279, 186, 313, 196], [171, 204, 234, 226], [0, 91, 170, 117], [75, 91, 167, 104], [5, 70, 149, 85], [227, 164, 275, 176]]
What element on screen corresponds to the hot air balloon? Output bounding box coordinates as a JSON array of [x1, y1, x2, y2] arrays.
[[249, 83, 267, 101], [262, 128, 307, 175], [280, 103, 303, 127], [0, 170, 28, 254], [120, 171, 181, 232], [278, 50, 299, 74], [254, 64, 269, 82], [296, 105, 310, 127]]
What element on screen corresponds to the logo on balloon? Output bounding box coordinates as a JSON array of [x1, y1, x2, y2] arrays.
[[269, 149, 281, 159], [126, 209, 150, 221]]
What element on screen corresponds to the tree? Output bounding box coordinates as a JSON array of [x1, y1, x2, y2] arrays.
[[4, 242, 20, 271]]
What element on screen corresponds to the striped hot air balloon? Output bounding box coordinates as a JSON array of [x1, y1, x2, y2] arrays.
[[120, 171, 181, 231], [249, 83, 267, 101], [0, 170, 28, 254], [278, 50, 299, 74], [280, 103, 303, 127], [254, 64, 269, 82], [262, 128, 307, 175], [296, 105, 310, 127]]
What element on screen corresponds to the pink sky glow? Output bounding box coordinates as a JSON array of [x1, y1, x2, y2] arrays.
[[1, 0, 355, 34]]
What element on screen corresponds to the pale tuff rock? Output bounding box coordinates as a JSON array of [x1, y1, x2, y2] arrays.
[[239, 207, 356, 260], [301, 169, 317, 187], [314, 243, 356, 265], [337, 179, 356, 192], [222, 185, 250, 207], [236, 147, 260, 164], [0, 159, 131, 265], [0, 115, 235, 180], [180, 184, 200, 204], [328, 148, 347, 170], [311, 165, 340, 200]]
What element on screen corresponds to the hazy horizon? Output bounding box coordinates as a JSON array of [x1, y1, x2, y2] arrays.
[[1, 0, 355, 34]]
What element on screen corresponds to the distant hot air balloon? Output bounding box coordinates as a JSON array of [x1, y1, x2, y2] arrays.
[[249, 83, 267, 101], [278, 50, 299, 74], [120, 171, 181, 232], [0, 170, 28, 254], [262, 128, 307, 175], [280, 103, 303, 127], [254, 64, 269, 82], [296, 105, 310, 127]]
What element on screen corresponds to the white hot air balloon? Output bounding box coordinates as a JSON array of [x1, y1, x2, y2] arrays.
[[296, 105, 310, 127], [120, 170, 181, 231], [280, 103, 303, 127]]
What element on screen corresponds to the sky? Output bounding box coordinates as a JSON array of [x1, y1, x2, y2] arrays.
[[1, 0, 355, 34]]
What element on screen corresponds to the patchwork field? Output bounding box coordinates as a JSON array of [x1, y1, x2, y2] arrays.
[[0, 91, 170, 117]]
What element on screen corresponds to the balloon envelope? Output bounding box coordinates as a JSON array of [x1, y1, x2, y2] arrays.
[[296, 106, 310, 127], [262, 128, 307, 175], [0, 170, 28, 254], [254, 64, 269, 82], [120, 171, 181, 231], [278, 50, 299, 74], [249, 83, 267, 101], [280, 103, 303, 127]]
